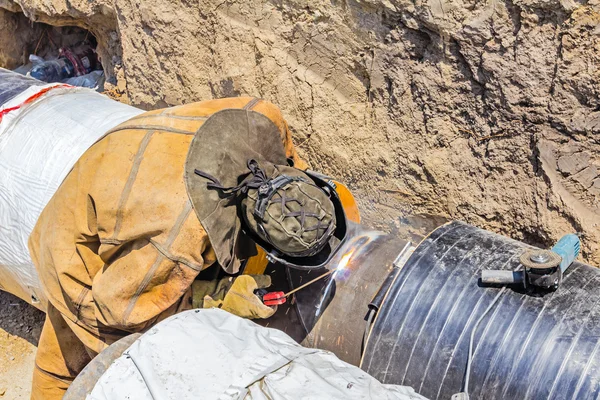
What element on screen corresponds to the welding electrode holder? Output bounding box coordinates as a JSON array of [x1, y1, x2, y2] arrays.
[[254, 289, 286, 306]]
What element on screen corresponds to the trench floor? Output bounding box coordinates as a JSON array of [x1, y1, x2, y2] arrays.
[[0, 291, 44, 399]]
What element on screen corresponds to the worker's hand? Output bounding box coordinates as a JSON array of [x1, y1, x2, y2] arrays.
[[200, 275, 276, 319], [191, 277, 235, 308]]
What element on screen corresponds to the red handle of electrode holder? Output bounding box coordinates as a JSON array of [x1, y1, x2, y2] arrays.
[[262, 291, 286, 306]]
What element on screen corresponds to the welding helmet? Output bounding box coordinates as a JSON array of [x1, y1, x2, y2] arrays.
[[241, 161, 348, 270], [185, 108, 347, 273]]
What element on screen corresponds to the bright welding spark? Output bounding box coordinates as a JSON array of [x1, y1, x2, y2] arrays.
[[336, 249, 355, 271]]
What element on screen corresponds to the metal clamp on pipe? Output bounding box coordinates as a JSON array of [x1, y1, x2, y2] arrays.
[[480, 270, 526, 286], [456, 234, 580, 400], [481, 234, 580, 291]]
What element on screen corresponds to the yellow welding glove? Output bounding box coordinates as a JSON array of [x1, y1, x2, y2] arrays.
[[191, 277, 234, 308], [193, 275, 276, 319]]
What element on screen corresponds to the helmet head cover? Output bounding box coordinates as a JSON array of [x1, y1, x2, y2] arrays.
[[240, 161, 336, 259], [185, 108, 346, 272]]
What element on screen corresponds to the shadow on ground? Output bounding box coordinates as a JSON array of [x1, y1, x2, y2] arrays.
[[0, 290, 44, 346]]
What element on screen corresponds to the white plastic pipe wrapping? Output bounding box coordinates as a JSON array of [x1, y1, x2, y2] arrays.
[[88, 308, 428, 400], [0, 70, 143, 309]]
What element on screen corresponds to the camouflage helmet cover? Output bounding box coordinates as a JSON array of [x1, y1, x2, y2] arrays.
[[241, 162, 337, 258]]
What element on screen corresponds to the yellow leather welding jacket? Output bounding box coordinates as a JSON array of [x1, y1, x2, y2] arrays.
[[28, 97, 306, 353]]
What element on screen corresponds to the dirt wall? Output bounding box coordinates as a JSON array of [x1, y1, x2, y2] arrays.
[[1, 0, 599, 263]]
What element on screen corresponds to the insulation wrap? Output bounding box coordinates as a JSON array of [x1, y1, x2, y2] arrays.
[[87, 308, 427, 400], [0, 68, 143, 308]]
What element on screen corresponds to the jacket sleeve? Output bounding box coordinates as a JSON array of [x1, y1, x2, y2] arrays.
[[84, 126, 218, 333], [90, 213, 215, 332], [30, 123, 217, 334]]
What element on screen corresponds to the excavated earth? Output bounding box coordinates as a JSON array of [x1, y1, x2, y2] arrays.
[[0, 0, 599, 396], [2, 0, 599, 261]]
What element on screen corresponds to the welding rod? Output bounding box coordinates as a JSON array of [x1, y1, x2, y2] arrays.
[[284, 269, 336, 297]]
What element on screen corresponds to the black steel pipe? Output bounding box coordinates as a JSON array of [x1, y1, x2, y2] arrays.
[[362, 221, 600, 400], [64, 220, 600, 399], [260, 222, 408, 366]]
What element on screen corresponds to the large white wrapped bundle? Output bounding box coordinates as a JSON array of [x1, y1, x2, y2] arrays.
[[0, 81, 142, 308], [89, 308, 427, 400]]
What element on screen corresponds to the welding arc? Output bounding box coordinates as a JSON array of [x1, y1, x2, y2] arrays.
[[284, 269, 336, 297]]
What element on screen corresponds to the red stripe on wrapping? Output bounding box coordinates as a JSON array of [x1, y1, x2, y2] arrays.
[[0, 84, 73, 123]]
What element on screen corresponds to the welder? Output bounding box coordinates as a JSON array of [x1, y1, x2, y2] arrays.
[[27, 97, 344, 399]]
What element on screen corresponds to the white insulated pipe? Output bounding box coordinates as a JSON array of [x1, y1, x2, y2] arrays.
[[0, 68, 143, 309]]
